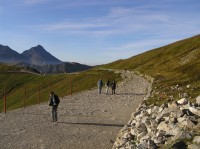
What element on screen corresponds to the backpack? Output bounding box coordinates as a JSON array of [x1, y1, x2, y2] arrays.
[[54, 94, 60, 105], [106, 81, 110, 86], [49, 94, 60, 106]]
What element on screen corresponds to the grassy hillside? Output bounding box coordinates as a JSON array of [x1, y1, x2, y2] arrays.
[[0, 63, 121, 112], [101, 34, 200, 105]]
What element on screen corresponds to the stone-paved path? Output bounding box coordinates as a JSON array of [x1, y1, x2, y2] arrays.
[[0, 70, 150, 149]]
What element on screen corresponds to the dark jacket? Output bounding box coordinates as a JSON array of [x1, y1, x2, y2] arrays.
[[49, 94, 60, 106], [111, 82, 116, 89]]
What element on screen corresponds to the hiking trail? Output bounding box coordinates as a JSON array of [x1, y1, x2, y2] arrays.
[[0, 70, 150, 149]]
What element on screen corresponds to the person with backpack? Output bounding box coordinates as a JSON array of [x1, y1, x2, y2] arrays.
[[49, 92, 60, 122], [97, 79, 103, 94], [105, 79, 110, 95], [111, 81, 116, 94]]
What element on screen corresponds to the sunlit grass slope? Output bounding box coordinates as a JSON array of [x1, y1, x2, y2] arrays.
[[101, 34, 200, 105], [0, 63, 121, 112]]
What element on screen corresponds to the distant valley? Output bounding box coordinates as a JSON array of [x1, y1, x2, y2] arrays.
[[0, 44, 92, 74]]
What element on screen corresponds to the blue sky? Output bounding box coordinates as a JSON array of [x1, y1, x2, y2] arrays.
[[0, 0, 200, 65]]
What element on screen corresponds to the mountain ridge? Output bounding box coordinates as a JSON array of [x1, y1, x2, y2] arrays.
[[0, 44, 27, 63], [0, 44, 92, 73]]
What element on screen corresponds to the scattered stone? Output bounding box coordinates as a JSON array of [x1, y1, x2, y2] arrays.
[[196, 95, 200, 105], [193, 136, 200, 143], [174, 131, 192, 140], [188, 144, 200, 149], [189, 107, 200, 116], [177, 98, 188, 105]]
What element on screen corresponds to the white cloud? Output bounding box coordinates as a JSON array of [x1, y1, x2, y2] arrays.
[[21, 7, 172, 36], [23, 0, 51, 5]]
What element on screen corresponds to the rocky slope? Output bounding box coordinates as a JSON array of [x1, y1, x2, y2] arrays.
[[113, 88, 200, 148]]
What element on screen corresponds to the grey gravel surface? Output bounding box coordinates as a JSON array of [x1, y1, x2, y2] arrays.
[[0, 71, 150, 149]]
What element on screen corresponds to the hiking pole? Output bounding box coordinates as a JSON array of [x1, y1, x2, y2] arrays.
[[4, 86, 6, 113]]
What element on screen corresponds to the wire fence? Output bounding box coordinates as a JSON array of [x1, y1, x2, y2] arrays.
[[1, 78, 73, 113]]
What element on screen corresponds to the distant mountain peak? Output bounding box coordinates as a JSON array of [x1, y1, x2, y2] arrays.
[[29, 45, 46, 52], [21, 45, 62, 66], [0, 44, 27, 63]]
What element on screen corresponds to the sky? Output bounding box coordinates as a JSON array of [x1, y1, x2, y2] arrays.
[[0, 0, 200, 65]]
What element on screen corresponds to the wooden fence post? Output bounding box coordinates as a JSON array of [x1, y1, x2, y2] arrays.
[[24, 88, 26, 108], [4, 86, 6, 113], [38, 84, 40, 104], [70, 77, 72, 95]]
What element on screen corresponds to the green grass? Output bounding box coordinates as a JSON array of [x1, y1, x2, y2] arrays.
[[1, 34, 200, 111], [0, 65, 122, 112], [99, 34, 200, 105]]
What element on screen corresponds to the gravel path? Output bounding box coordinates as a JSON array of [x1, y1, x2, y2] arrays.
[[0, 70, 150, 149]]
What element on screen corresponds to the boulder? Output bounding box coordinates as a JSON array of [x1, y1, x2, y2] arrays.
[[150, 119, 158, 129], [140, 135, 150, 142], [157, 122, 182, 136], [147, 140, 158, 149], [147, 108, 152, 115], [130, 119, 137, 126], [169, 125, 182, 136], [188, 144, 200, 149], [181, 109, 195, 116], [122, 132, 133, 140], [161, 106, 179, 117], [193, 136, 200, 143], [169, 117, 177, 124], [156, 130, 166, 138], [177, 117, 186, 123], [136, 123, 147, 134], [157, 122, 170, 132], [137, 132, 147, 141], [179, 118, 196, 129], [168, 101, 178, 108], [196, 95, 200, 105], [124, 141, 136, 149], [153, 137, 165, 144], [130, 128, 137, 136], [144, 118, 151, 126], [177, 98, 188, 105], [137, 140, 148, 149], [174, 131, 192, 140], [189, 107, 200, 116]]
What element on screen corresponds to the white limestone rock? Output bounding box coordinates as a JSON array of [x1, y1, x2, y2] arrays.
[[193, 136, 200, 143], [196, 95, 200, 105], [177, 98, 188, 105], [189, 107, 200, 116]]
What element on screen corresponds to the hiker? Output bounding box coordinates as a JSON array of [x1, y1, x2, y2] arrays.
[[105, 79, 110, 95], [111, 81, 116, 94], [97, 79, 103, 94], [49, 92, 60, 122]]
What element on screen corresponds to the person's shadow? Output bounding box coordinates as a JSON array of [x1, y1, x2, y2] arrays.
[[57, 122, 124, 127]]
